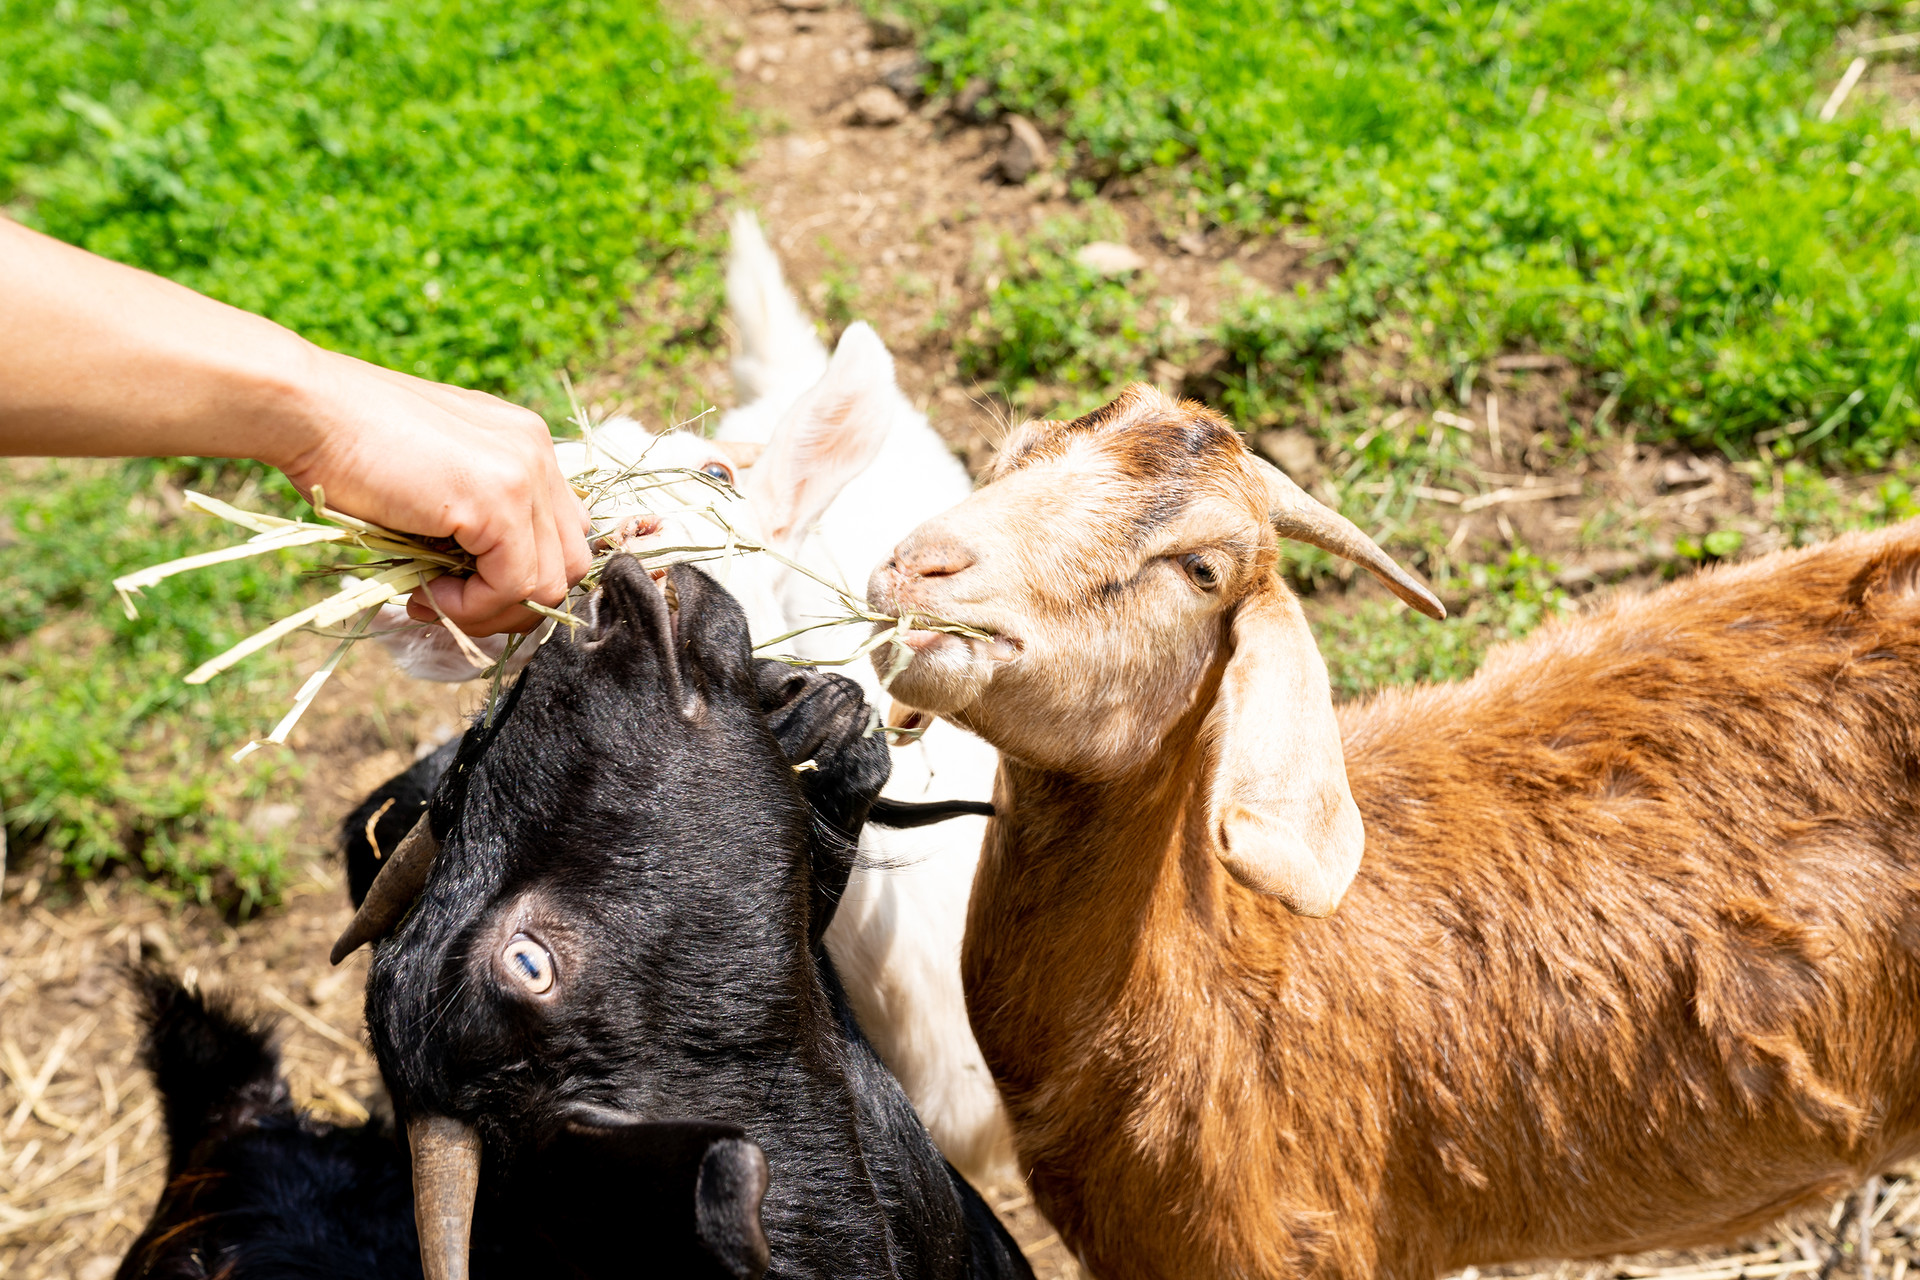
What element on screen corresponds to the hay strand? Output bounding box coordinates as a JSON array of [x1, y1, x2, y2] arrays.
[[114, 426, 993, 756]]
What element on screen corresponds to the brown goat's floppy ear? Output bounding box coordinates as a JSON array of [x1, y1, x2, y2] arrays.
[[1204, 580, 1365, 916]]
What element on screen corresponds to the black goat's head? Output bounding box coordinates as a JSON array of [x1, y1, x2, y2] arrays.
[[355, 557, 893, 1280]]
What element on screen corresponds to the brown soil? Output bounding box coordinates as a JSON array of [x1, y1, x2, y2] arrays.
[[3, 3, 1912, 1278]]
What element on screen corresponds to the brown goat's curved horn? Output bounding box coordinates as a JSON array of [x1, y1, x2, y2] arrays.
[[409, 1115, 482, 1280], [1257, 457, 1446, 620], [329, 815, 440, 965]]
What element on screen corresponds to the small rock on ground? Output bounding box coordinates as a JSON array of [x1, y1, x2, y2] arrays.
[[851, 84, 909, 126], [1000, 114, 1050, 182], [868, 9, 915, 47], [1075, 241, 1146, 276]]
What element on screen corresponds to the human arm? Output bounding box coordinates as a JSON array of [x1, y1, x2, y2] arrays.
[[0, 216, 590, 636]]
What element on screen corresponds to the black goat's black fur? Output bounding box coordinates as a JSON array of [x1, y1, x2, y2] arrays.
[[116, 968, 424, 1280], [362, 557, 1031, 1279], [122, 563, 1021, 1279], [118, 971, 775, 1278]]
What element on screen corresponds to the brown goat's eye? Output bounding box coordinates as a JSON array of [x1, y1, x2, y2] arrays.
[[502, 935, 555, 995], [1179, 554, 1220, 590]]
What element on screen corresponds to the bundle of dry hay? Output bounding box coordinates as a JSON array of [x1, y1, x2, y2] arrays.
[[112, 425, 986, 758]]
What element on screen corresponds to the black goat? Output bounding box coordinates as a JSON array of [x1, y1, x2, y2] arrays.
[[116, 967, 424, 1279], [118, 968, 773, 1279], [121, 611, 980, 1278], [342, 689, 988, 915], [335, 556, 1032, 1280]]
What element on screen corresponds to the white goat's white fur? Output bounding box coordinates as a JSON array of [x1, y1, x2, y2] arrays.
[[375, 213, 1012, 1181]]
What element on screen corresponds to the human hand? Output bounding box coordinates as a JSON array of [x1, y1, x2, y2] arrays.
[[270, 350, 592, 637]]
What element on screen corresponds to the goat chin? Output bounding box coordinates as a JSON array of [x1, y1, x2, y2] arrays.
[[880, 644, 993, 719]]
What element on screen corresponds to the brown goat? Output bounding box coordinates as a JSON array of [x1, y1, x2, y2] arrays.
[[867, 384, 1920, 1279]]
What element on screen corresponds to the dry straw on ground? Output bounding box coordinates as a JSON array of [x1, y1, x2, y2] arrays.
[[0, 873, 384, 1280], [3, 866, 1913, 1280]]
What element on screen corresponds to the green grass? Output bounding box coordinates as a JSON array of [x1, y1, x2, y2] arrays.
[[1310, 549, 1572, 698], [1, 462, 325, 913], [1759, 456, 1920, 543], [1, 0, 742, 408], [896, 0, 1920, 462], [955, 213, 1183, 412]]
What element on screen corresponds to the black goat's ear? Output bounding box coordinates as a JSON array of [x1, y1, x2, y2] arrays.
[[693, 1135, 773, 1280], [132, 966, 291, 1180], [537, 1110, 771, 1280]]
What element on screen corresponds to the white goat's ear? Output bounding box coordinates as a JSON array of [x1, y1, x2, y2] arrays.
[[745, 321, 897, 550], [1205, 580, 1365, 916]]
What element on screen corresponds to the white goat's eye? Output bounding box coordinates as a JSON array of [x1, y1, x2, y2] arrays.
[[1179, 553, 1220, 590], [502, 935, 555, 995], [701, 461, 734, 484]]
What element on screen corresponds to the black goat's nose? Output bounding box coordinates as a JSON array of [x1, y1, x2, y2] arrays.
[[891, 539, 975, 580]]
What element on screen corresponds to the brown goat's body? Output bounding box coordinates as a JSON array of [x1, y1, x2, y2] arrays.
[[966, 524, 1920, 1279]]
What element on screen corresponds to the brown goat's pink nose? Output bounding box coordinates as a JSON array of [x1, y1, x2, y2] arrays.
[[891, 538, 976, 580]]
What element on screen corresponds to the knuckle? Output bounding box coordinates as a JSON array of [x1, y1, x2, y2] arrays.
[[505, 565, 542, 599]]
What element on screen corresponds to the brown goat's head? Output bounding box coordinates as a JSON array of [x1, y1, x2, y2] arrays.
[[867, 385, 1441, 915]]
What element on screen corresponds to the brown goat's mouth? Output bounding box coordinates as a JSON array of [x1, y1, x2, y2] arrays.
[[897, 625, 1021, 663]]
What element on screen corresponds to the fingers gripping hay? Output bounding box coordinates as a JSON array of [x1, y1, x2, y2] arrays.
[[113, 418, 988, 756], [114, 488, 486, 759]]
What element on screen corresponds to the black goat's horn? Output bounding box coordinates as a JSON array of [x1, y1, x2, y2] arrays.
[[1255, 456, 1447, 620], [330, 814, 439, 964], [409, 1114, 481, 1280]]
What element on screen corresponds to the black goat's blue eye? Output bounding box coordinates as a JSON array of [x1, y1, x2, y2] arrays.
[[502, 935, 555, 995]]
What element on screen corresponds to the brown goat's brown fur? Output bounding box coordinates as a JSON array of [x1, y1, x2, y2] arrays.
[[963, 521, 1920, 1278]]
